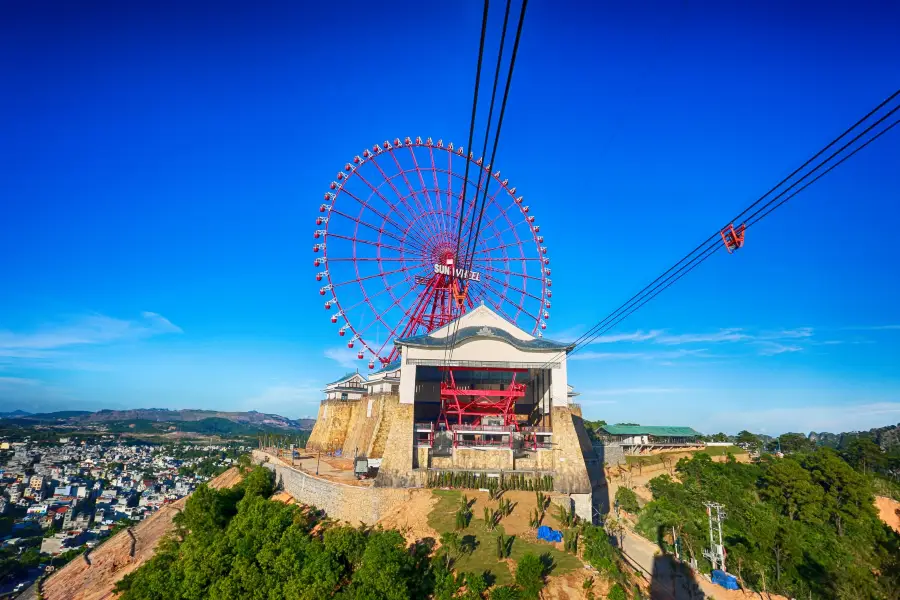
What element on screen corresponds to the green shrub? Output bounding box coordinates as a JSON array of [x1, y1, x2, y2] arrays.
[[615, 487, 640, 514]]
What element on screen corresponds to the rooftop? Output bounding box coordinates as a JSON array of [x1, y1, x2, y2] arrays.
[[397, 325, 572, 352], [599, 425, 702, 437], [326, 370, 362, 387]]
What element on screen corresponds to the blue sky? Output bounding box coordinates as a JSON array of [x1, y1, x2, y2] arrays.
[[1, 0, 898, 434]]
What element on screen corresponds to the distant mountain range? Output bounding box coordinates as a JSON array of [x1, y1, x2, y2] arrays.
[[0, 408, 314, 433], [810, 423, 900, 451], [0, 410, 33, 418]]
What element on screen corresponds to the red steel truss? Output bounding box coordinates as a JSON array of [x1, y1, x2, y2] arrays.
[[438, 367, 527, 430]]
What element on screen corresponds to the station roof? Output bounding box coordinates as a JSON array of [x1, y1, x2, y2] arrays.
[[397, 325, 572, 351], [599, 425, 701, 437], [370, 360, 401, 375]]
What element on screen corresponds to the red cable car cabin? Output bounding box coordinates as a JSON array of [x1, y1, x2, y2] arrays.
[[720, 223, 746, 253]]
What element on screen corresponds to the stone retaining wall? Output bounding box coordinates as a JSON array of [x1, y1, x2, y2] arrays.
[[253, 450, 408, 525]]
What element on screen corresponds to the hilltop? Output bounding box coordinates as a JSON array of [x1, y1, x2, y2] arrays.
[[0, 408, 314, 433], [810, 422, 900, 450]]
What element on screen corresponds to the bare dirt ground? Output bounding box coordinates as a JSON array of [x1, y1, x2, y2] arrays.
[[33, 468, 243, 600], [543, 569, 593, 600], [376, 489, 440, 544], [875, 495, 900, 534]]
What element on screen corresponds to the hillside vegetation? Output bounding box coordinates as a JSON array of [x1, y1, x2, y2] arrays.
[[114, 467, 640, 600], [635, 451, 900, 599]]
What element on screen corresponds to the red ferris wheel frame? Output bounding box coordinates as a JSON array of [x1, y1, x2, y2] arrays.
[[314, 136, 551, 369]]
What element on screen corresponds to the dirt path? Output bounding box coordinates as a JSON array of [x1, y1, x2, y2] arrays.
[[875, 495, 900, 533]]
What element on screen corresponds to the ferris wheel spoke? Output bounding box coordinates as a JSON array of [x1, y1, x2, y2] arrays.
[[369, 155, 441, 243], [480, 271, 542, 303], [327, 233, 422, 256], [478, 278, 538, 323], [470, 256, 542, 262], [477, 216, 527, 246], [333, 263, 427, 288], [354, 279, 423, 349], [339, 276, 412, 313], [474, 263, 545, 282], [328, 257, 428, 262], [337, 185, 430, 250], [476, 202, 518, 242], [387, 152, 443, 239], [472, 241, 526, 255], [472, 287, 521, 325], [329, 208, 426, 255], [458, 170, 494, 267], [427, 147, 451, 236], [407, 146, 447, 238]]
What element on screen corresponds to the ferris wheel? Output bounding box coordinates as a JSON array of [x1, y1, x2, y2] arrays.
[[314, 136, 551, 369]]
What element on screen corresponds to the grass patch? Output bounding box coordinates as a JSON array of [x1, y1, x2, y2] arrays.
[[426, 490, 581, 586], [698, 445, 747, 457]]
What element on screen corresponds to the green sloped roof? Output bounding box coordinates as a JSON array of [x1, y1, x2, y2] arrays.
[[600, 425, 701, 437], [326, 370, 360, 386]]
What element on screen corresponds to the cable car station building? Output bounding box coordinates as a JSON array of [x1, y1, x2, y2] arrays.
[[307, 304, 604, 520]]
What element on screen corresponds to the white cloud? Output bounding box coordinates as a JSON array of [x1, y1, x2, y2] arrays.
[[0, 312, 182, 357], [655, 328, 751, 345], [590, 330, 663, 344], [140, 312, 183, 334], [324, 347, 363, 370], [764, 327, 813, 339], [756, 342, 803, 356], [553, 327, 663, 345], [845, 325, 900, 331], [570, 348, 706, 362]]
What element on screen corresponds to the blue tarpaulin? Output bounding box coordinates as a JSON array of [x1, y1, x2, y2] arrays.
[[536, 526, 562, 543], [711, 570, 740, 590]]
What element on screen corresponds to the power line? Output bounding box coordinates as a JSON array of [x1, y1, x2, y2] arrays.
[[537, 91, 900, 369], [563, 89, 900, 354], [442, 0, 491, 371], [460, 0, 514, 275], [450, 0, 491, 283], [446, 0, 529, 369]]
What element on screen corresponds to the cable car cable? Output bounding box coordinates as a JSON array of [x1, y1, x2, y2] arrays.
[[534, 93, 900, 370]]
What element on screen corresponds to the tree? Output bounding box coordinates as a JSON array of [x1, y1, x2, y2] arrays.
[[615, 487, 640, 514], [777, 433, 815, 454], [759, 458, 823, 523], [489, 586, 522, 600], [840, 438, 886, 475], [461, 571, 487, 600], [802, 448, 875, 536], [736, 430, 760, 448], [607, 583, 627, 600], [351, 530, 418, 600], [439, 532, 460, 568], [324, 525, 368, 569], [514, 553, 546, 600]]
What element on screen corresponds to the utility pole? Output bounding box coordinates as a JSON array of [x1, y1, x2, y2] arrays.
[[702, 502, 727, 571]]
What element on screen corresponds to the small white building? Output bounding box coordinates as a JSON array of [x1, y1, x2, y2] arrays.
[[364, 361, 400, 396], [323, 371, 367, 401]]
